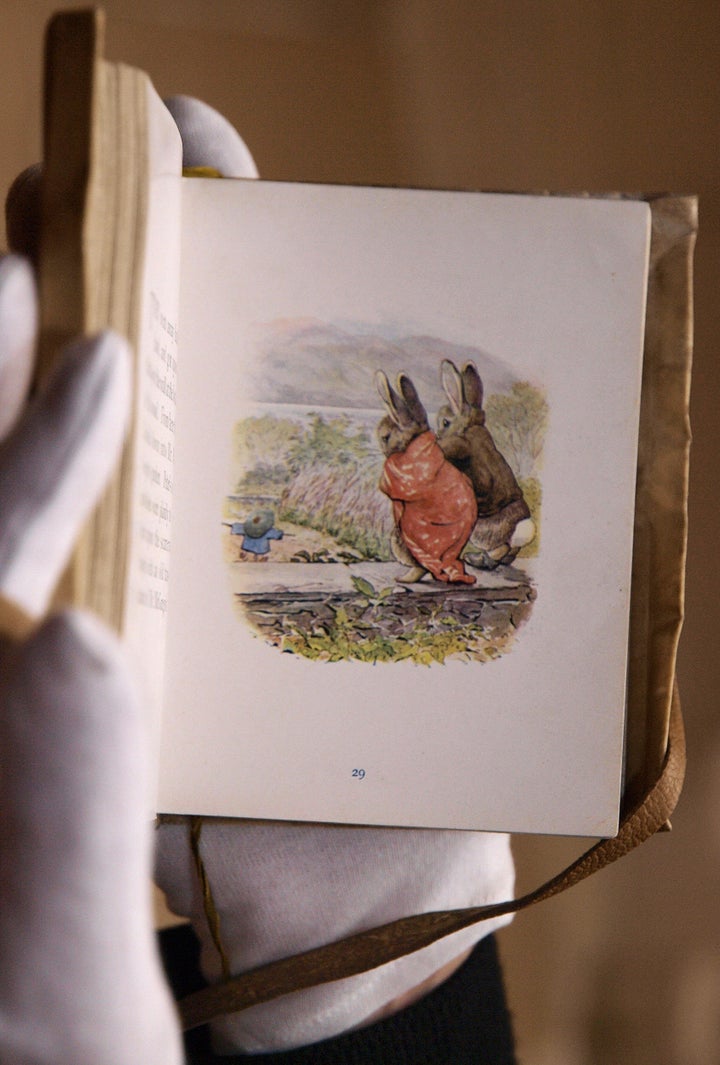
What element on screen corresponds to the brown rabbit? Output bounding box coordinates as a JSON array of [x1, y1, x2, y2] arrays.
[[376, 371, 477, 584], [436, 359, 535, 568]]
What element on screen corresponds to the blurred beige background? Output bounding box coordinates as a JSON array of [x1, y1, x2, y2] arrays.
[[2, 2, 718, 1062]]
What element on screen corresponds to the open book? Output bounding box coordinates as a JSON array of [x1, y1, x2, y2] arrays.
[[38, 10, 693, 836]]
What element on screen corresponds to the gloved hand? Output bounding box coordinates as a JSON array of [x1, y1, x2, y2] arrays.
[[0, 256, 183, 1064], [155, 97, 516, 1055], [1, 96, 516, 1060]]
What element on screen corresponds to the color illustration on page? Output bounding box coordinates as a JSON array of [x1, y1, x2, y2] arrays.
[[222, 318, 546, 665]]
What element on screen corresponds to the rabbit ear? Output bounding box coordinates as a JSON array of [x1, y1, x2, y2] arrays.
[[440, 359, 463, 416], [461, 361, 484, 410], [397, 373, 428, 430], [376, 370, 403, 427]]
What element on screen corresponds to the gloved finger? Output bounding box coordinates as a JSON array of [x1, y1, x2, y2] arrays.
[[0, 329, 130, 621], [5, 163, 43, 266], [164, 95, 259, 178], [2, 103, 256, 262], [0, 255, 37, 440], [0, 609, 183, 1064]]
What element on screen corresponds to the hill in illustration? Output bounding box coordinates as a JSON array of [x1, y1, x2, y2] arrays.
[[245, 318, 520, 409]]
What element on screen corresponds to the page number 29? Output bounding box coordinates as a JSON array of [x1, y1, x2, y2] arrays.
[[351, 768, 366, 780]]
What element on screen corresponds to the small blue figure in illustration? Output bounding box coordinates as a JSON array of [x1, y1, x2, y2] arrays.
[[227, 508, 284, 562]]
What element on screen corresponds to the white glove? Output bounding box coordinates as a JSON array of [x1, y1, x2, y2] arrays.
[[0, 254, 183, 1064], [1, 97, 516, 1059], [154, 98, 516, 1056]]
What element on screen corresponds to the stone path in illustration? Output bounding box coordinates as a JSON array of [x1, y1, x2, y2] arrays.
[[229, 559, 534, 598]]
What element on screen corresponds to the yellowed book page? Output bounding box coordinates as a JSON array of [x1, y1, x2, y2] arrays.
[[156, 181, 650, 835], [121, 83, 182, 793]]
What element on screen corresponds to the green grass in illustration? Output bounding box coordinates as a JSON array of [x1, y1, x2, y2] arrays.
[[272, 576, 515, 665]]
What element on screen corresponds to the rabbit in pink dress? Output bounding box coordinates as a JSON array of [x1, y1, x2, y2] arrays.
[[376, 371, 477, 584]]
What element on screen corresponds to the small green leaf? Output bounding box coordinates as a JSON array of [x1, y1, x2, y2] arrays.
[[351, 575, 377, 598]]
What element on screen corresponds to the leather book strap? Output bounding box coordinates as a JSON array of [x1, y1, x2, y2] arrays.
[[178, 686, 685, 1031]]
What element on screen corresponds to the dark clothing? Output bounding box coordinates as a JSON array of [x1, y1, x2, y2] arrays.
[[160, 924, 516, 1064]]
